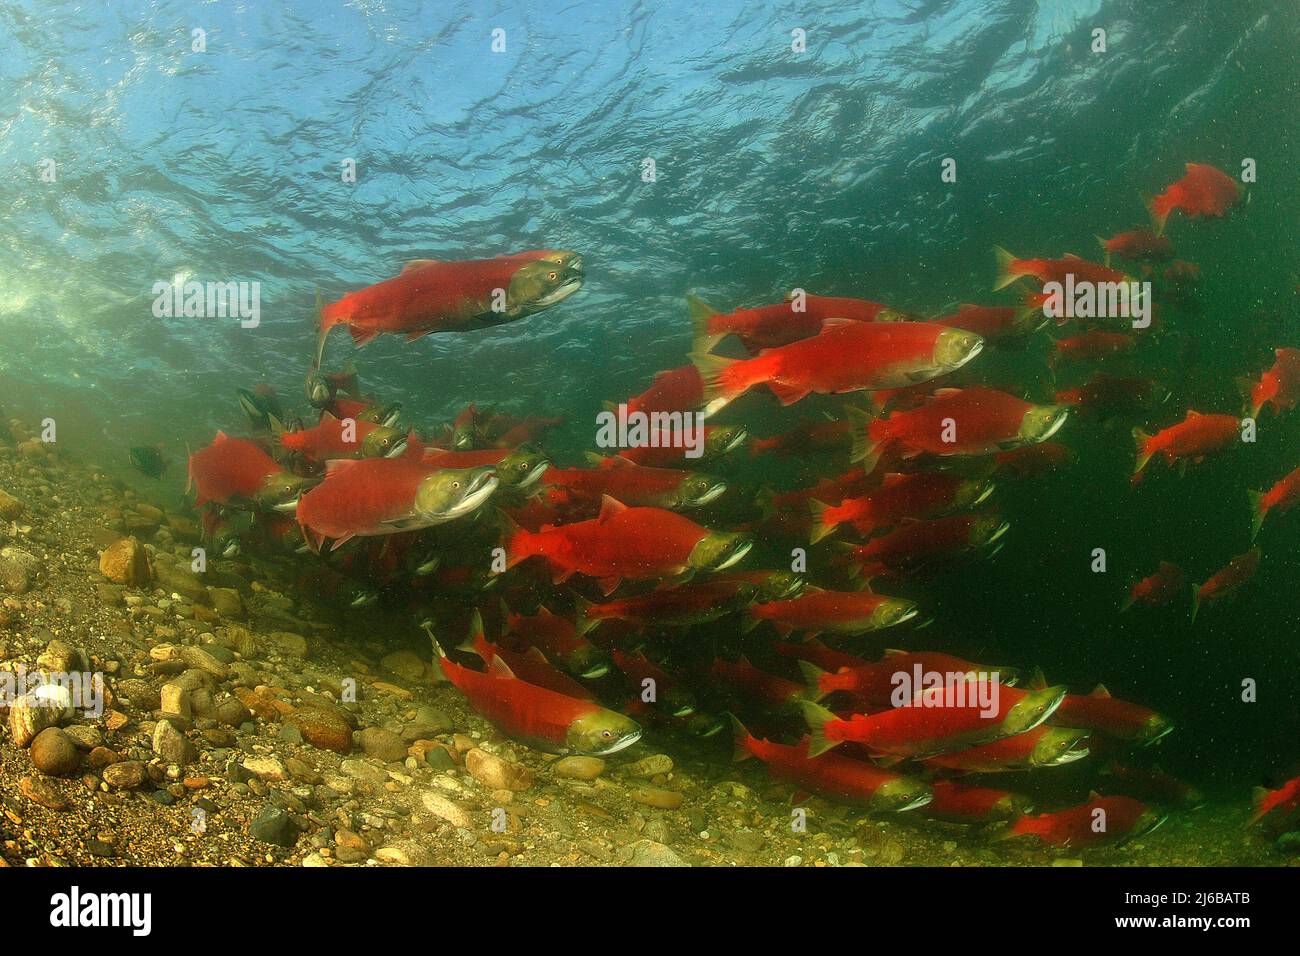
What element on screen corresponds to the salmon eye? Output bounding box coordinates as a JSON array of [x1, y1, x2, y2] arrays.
[[452, 481, 461, 489], [548, 271, 558, 281]]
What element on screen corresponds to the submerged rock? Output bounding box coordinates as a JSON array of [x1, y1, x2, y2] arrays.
[[0, 545, 39, 594], [98, 536, 152, 586]]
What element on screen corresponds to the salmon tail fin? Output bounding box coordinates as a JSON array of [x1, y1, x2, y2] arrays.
[[754, 485, 777, 521], [1096, 235, 1111, 268], [1248, 787, 1271, 827], [796, 660, 829, 702], [809, 500, 837, 545], [1147, 193, 1172, 236], [313, 287, 334, 369], [1119, 590, 1136, 613], [992, 246, 1020, 291], [495, 508, 527, 570], [726, 713, 754, 762], [987, 820, 1024, 842], [1248, 490, 1266, 541], [846, 404, 882, 472], [1132, 428, 1154, 480], [797, 699, 840, 756], [690, 350, 742, 416], [687, 295, 724, 351], [573, 595, 599, 635], [1189, 583, 1201, 625]]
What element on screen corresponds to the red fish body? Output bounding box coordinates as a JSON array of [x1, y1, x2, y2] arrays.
[[751, 418, 852, 457], [278, 412, 400, 462], [188, 432, 289, 508], [504, 496, 749, 588], [1248, 348, 1300, 418], [925, 781, 1028, 823], [811, 471, 992, 541], [1048, 685, 1172, 744], [994, 442, 1072, 478], [469, 629, 592, 700], [923, 724, 1089, 773], [711, 657, 806, 708], [932, 304, 1043, 344], [1122, 561, 1185, 610], [856, 387, 1068, 465], [296, 454, 436, 549], [1002, 796, 1163, 847], [438, 652, 640, 755], [623, 365, 704, 416], [1055, 373, 1154, 418], [1148, 163, 1241, 234], [805, 650, 996, 710], [749, 588, 918, 638], [1251, 465, 1300, 539], [694, 321, 983, 413], [581, 579, 758, 629], [1051, 331, 1134, 366], [843, 513, 1008, 575], [1132, 410, 1240, 482], [691, 293, 914, 352], [502, 604, 609, 678], [1250, 776, 1300, 832], [1192, 548, 1260, 621], [801, 678, 1065, 759], [1100, 229, 1173, 263], [543, 456, 722, 510], [732, 721, 932, 813], [995, 249, 1130, 291]]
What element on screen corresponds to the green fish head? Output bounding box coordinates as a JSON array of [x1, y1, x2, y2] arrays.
[[1029, 726, 1092, 767], [659, 686, 699, 718], [934, 327, 985, 370], [255, 471, 314, 513], [954, 476, 996, 510], [506, 260, 584, 315], [305, 370, 333, 408], [674, 472, 728, 508], [359, 425, 408, 459], [969, 514, 1010, 549], [704, 425, 749, 458], [497, 449, 551, 488], [1136, 711, 1174, 746], [1019, 403, 1070, 444], [564, 645, 613, 680], [756, 571, 807, 600], [870, 776, 934, 813], [1004, 684, 1067, 737], [356, 402, 402, 427], [683, 711, 726, 738], [566, 707, 642, 756], [871, 597, 919, 629], [688, 530, 753, 572], [413, 466, 499, 522]]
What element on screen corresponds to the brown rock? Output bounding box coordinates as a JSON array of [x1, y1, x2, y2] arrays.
[[30, 728, 81, 776], [358, 727, 407, 763], [0, 489, 22, 520], [99, 537, 152, 586], [465, 748, 533, 791], [287, 706, 353, 754], [19, 776, 68, 809], [102, 760, 147, 789]]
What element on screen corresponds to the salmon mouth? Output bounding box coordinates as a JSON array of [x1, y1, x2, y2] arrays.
[[383, 436, 409, 458], [590, 728, 641, 755], [686, 482, 727, 507], [443, 471, 499, 519], [534, 275, 584, 308], [514, 460, 550, 489]]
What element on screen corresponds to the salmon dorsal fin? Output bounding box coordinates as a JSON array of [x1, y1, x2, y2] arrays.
[[488, 654, 517, 680], [319, 410, 340, 425], [214, 430, 230, 443], [597, 495, 628, 521], [400, 432, 425, 459], [324, 458, 363, 478], [401, 259, 441, 274], [524, 646, 549, 664], [880, 473, 908, 486], [931, 387, 963, 399], [1088, 789, 1102, 801], [1090, 684, 1112, 699]]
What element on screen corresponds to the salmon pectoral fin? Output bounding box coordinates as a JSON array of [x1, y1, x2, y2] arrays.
[[350, 327, 381, 348], [768, 380, 812, 406]]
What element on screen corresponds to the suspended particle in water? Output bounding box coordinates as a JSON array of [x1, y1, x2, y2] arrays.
[[191, 547, 207, 574], [341, 158, 357, 184], [1091, 548, 1106, 573], [191, 28, 207, 53], [1091, 28, 1107, 54], [941, 158, 956, 183]]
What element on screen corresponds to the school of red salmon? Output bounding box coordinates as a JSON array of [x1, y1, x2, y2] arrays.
[[180, 163, 1299, 853]]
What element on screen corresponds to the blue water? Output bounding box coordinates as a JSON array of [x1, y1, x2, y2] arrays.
[[1, 0, 1297, 797]]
